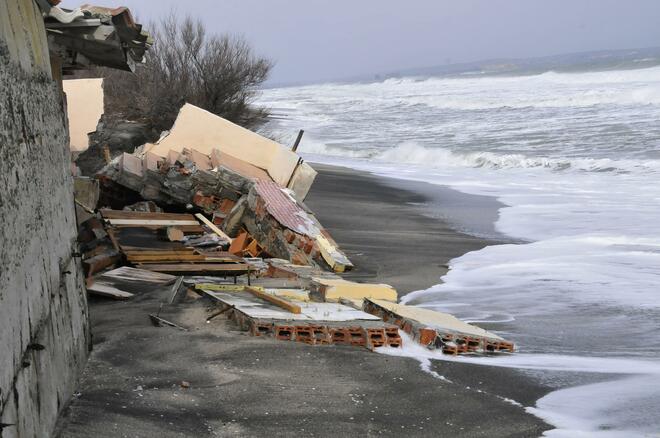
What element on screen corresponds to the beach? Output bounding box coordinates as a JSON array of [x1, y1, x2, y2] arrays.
[[56, 164, 549, 437]]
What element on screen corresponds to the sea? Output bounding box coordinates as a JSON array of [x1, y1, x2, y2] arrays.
[[258, 65, 660, 437]]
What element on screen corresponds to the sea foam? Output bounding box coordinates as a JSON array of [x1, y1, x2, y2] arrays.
[[259, 65, 660, 437]]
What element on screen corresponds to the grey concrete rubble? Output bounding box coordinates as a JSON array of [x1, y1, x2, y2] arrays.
[[97, 146, 353, 272], [82, 143, 514, 358]]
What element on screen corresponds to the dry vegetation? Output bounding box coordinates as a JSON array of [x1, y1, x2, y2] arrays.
[[85, 14, 273, 135]]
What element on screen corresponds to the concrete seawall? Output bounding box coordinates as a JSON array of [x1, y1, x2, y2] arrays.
[[0, 2, 90, 436]]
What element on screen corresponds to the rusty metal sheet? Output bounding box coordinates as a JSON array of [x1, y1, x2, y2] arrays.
[[255, 180, 319, 237]]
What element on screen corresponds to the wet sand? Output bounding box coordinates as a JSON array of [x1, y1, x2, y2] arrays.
[[304, 164, 510, 294], [56, 164, 550, 437]]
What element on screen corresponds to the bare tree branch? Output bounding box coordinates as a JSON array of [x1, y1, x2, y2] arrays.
[[81, 14, 273, 136]]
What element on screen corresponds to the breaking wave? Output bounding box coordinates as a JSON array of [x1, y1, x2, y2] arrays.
[[261, 64, 660, 437], [300, 140, 660, 174]]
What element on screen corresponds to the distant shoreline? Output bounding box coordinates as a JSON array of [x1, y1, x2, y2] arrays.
[[264, 45, 660, 89]]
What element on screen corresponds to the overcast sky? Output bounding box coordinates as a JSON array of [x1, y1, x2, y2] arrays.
[[61, 0, 660, 84]]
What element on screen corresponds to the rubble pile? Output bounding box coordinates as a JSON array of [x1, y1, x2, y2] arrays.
[[73, 101, 515, 355]]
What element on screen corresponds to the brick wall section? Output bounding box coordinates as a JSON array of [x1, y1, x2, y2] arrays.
[[0, 16, 90, 438]]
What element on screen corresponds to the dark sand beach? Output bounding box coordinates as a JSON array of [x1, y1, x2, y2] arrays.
[[56, 164, 550, 437]]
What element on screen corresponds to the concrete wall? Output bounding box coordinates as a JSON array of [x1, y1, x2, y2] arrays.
[[0, 1, 90, 437], [63, 78, 104, 152], [0, 0, 51, 76]]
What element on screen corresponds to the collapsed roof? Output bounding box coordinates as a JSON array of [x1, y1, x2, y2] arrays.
[[39, 2, 152, 72]]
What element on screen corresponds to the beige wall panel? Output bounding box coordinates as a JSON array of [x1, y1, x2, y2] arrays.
[[63, 78, 104, 152], [147, 104, 299, 187]]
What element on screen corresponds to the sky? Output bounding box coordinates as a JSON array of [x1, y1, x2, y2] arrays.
[[60, 0, 660, 85]]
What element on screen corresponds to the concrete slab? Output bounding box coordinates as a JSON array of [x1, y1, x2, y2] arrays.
[[202, 290, 380, 322]]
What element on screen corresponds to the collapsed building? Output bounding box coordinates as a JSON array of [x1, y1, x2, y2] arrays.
[[73, 96, 514, 355]]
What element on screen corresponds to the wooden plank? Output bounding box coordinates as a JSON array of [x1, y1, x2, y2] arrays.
[[126, 254, 207, 262], [100, 209, 197, 221], [194, 250, 242, 261], [111, 225, 205, 235], [113, 225, 204, 234], [106, 219, 200, 226], [139, 263, 250, 274], [195, 213, 233, 243], [124, 250, 198, 256], [194, 284, 264, 292], [245, 286, 302, 314], [202, 256, 244, 263], [101, 266, 177, 284], [87, 281, 134, 300]]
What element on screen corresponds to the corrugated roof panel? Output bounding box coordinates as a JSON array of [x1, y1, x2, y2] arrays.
[[255, 180, 320, 237]]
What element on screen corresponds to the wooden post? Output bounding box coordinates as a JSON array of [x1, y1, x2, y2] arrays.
[[291, 129, 304, 152]]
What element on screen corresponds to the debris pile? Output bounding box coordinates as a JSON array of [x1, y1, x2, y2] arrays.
[[74, 102, 514, 355]]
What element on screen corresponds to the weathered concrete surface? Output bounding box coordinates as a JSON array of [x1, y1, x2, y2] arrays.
[[0, 12, 89, 438], [76, 117, 153, 176], [0, 0, 51, 76]]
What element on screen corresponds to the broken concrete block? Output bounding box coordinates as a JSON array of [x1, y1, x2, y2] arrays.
[[310, 278, 398, 303], [210, 148, 271, 182], [315, 234, 353, 273]]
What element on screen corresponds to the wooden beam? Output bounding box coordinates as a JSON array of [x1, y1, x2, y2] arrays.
[[194, 284, 264, 292], [124, 250, 197, 256], [106, 219, 200, 226], [126, 254, 207, 262], [245, 286, 301, 314], [138, 263, 249, 275], [195, 213, 233, 243], [100, 209, 197, 221]]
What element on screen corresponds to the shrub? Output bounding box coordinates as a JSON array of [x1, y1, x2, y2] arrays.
[[97, 13, 273, 134]]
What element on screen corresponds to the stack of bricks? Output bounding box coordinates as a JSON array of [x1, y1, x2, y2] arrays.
[[242, 319, 402, 351], [363, 299, 514, 355]]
